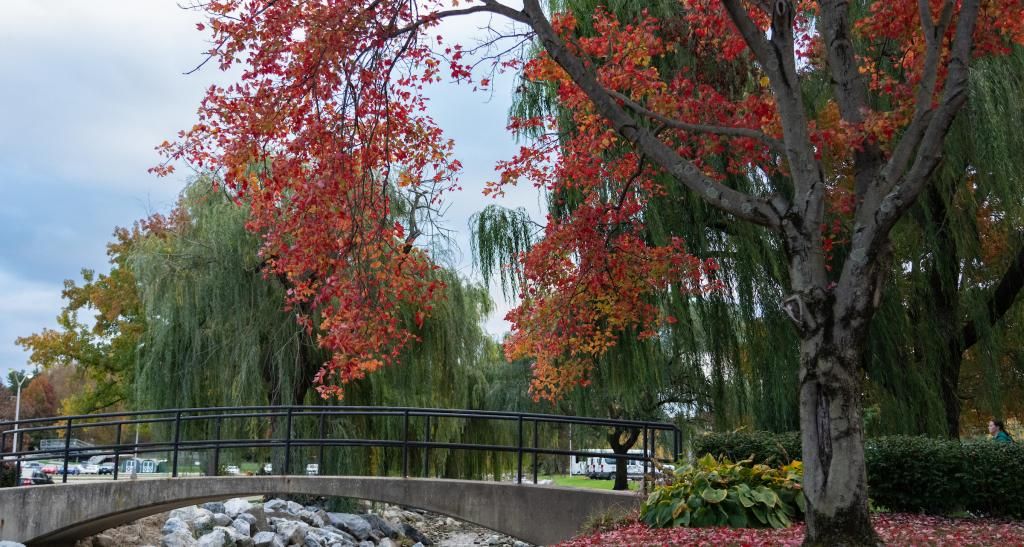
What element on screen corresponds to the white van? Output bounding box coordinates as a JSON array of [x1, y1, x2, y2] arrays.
[[570, 449, 646, 480]]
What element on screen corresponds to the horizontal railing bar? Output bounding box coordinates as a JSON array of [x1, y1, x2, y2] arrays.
[[1, 406, 675, 431]]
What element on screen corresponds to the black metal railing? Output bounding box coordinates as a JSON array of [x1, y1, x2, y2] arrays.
[[0, 406, 680, 488]]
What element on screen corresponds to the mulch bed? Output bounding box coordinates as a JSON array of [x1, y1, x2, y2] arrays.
[[558, 513, 1024, 546]]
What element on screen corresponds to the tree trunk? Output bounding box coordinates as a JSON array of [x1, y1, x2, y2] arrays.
[[607, 427, 639, 491], [798, 324, 878, 546]]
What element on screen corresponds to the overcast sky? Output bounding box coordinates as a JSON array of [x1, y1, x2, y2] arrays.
[[0, 1, 543, 378]]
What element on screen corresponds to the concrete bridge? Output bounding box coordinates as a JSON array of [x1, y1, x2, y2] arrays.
[[0, 406, 679, 546], [0, 475, 639, 546]]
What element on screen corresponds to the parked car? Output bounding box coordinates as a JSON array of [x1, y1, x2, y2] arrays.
[[41, 464, 58, 475], [262, 463, 273, 474], [224, 465, 241, 475], [97, 463, 115, 475], [305, 463, 319, 476], [20, 469, 54, 486]]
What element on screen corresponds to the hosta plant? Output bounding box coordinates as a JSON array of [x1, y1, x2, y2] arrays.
[[641, 454, 804, 529]]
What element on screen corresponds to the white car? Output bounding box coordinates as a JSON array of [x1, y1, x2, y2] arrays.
[[224, 465, 241, 475], [305, 464, 319, 476]]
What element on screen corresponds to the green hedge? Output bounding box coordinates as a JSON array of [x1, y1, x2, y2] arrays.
[[693, 432, 1024, 517], [692, 431, 801, 467]]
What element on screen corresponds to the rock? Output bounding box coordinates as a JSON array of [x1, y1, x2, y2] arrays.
[[0, 542, 27, 547], [307, 528, 355, 546], [324, 513, 371, 541], [362, 514, 399, 539], [286, 501, 304, 514], [197, 529, 232, 547], [220, 526, 255, 547], [171, 506, 215, 524], [356, 542, 374, 547], [245, 507, 271, 533], [162, 518, 192, 537], [513, 541, 530, 547], [224, 498, 254, 518], [262, 499, 289, 514], [320, 526, 356, 543], [162, 530, 199, 547], [193, 513, 216, 536], [91, 535, 115, 547], [232, 518, 252, 537], [251, 532, 282, 547], [214, 514, 233, 527], [274, 519, 310, 545], [412, 543, 424, 547], [401, 523, 433, 546], [296, 509, 325, 527], [444, 518, 457, 527], [201, 502, 227, 515], [378, 539, 398, 547], [402, 510, 426, 523]]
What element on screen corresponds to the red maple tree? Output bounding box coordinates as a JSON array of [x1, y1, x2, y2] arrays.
[[159, 1, 1024, 543]]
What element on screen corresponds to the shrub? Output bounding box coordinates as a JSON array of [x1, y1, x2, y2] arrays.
[[692, 431, 801, 466], [863, 436, 963, 513], [695, 431, 1024, 518], [956, 440, 1024, 517], [641, 454, 804, 529]]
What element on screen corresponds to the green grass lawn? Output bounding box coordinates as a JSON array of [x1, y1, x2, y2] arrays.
[[542, 474, 640, 491]]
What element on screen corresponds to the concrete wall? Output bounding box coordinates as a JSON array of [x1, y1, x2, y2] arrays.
[[0, 477, 640, 546]]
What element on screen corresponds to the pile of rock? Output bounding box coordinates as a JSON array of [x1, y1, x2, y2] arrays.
[[159, 498, 430, 547]]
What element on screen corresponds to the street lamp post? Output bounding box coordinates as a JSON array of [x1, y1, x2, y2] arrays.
[[10, 371, 32, 455]]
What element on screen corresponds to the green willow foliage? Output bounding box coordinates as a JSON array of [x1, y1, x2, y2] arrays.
[[484, 0, 1024, 437], [130, 180, 539, 479]]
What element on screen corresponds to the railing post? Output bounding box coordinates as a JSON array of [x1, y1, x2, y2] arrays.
[[113, 422, 122, 480], [15, 429, 23, 484], [402, 410, 410, 478], [172, 411, 182, 478], [283, 407, 294, 476], [422, 414, 430, 478], [516, 416, 523, 484], [532, 419, 539, 484], [642, 426, 649, 495], [318, 412, 326, 475], [213, 416, 222, 476], [62, 418, 73, 483]]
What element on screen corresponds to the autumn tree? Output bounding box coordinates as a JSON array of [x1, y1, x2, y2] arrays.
[[164, 1, 1024, 543]]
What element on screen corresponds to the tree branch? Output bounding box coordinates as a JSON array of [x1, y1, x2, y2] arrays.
[[962, 234, 1024, 350], [608, 90, 785, 154], [520, 0, 784, 230]]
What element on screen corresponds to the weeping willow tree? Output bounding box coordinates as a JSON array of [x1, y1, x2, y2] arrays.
[[476, 0, 1024, 439], [130, 178, 539, 478]]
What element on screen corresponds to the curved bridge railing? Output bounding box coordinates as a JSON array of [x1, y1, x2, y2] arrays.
[[0, 406, 680, 486]]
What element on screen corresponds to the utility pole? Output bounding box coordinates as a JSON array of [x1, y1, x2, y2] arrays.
[[11, 370, 32, 454]]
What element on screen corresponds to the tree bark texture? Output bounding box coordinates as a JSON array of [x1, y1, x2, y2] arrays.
[[607, 427, 640, 491]]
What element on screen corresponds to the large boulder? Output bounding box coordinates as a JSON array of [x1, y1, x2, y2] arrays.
[[262, 499, 290, 515], [224, 498, 253, 518], [272, 519, 309, 545], [162, 518, 191, 537], [232, 517, 252, 537], [192, 513, 216, 536], [296, 509, 324, 528], [324, 514, 371, 541], [213, 514, 233, 527], [170, 506, 215, 524], [401, 523, 433, 546], [243, 506, 271, 533], [196, 529, 232, 547], [201, 502, 227, 515], [251, 532, 282, 547], [362, 514, 399, 539], [0, 542, 27, 547], [162, 530, 199, 547], [306, 528, 355, 547]]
